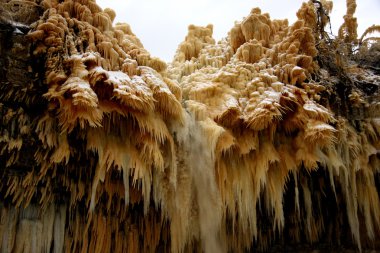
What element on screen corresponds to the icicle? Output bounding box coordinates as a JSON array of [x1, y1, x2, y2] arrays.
[[53, 205, 66, 253], [1, 0, 379, 252]]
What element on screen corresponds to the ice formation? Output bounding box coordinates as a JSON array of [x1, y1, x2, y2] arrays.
[[0, 0, 379, 252]]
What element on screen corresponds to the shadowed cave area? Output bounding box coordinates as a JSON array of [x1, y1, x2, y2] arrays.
[[0, 0, 380, 252]]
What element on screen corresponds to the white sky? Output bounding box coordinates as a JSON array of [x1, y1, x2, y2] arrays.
[[97, 0, 380, 62]]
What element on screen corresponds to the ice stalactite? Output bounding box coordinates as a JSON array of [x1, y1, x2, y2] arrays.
[[0, 0, 379, 252]]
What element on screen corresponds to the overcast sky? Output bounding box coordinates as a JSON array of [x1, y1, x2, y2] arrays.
[[97, 0, 379, 62]]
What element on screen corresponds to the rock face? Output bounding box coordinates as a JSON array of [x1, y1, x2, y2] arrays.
[[0, 0, 379, 252]]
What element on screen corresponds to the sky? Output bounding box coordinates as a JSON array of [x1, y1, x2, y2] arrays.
[[97, 0, 380, 62]]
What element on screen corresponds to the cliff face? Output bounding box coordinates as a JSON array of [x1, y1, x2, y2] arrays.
[[0, 0, 379, 252]]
